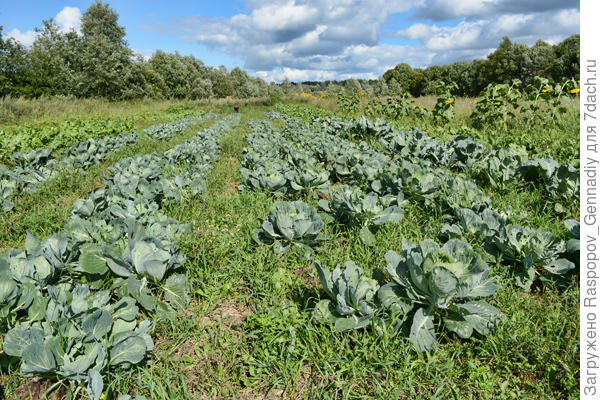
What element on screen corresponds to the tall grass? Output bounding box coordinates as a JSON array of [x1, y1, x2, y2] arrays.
[[0, 96, 274, 126]]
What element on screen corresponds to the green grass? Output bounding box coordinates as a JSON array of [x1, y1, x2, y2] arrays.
[[0, 102, 579, 399], [0, 115, 218, 253]]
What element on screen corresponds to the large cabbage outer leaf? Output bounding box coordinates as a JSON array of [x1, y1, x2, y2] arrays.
[[82, 309, 113, 340], [410, 307, 436, 352], [111, 297, 138, 321], [334, 315, 372, 332], [376, 282, 414, 314], [3, 325, 45, 357], [109, 336, 147, 366], [315, 260, 334, 298], [87, 369, 104, 400], [163, 274, 189, 309], [21, 342, 57, 374], [445, 301, 503, 338], [80, 245, 109, 275]]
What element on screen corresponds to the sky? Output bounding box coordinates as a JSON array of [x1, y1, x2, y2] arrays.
[[1, 0, 580, 82]]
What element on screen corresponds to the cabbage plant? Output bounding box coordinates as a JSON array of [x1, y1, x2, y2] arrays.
[[3, 285, 153, 400], [379, 240, 503, 352], [491, 224, 575, 289], [475, 147, 528, 189], [547, 164, 579, 213], [313, 260, 379, 331], [442, 208, 506, 240], [241, 164, 288, 194], [252, 201, 327, 253], [286, 166, 329, 194], [318, 185, 403, 245]]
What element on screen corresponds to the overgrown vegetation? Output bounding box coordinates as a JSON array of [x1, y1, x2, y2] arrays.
[[0, 81, 579, 399]]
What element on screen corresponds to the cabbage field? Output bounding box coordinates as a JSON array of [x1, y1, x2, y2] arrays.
[[0, 93, 579, 399]]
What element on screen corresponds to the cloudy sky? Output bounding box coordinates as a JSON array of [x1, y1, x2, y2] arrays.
[[1, 0, 580, 82]]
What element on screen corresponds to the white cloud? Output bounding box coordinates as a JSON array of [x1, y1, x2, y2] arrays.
[[250, 1, 318, 32], [5, 28, 37, 47], [422, 21, 487, 51], [56, 6, 82, 33], [413, 0, 578, 21], [144, 0, 419, 80], [143, 0, 580, 81], [3, 6, 82, 47], [401, 23, 432, 40], [398, 7, 580, 56]]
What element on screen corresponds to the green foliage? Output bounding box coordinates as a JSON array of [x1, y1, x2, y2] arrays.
[[432, 82, 458, 123], [314, 260, 379, 331], [312, 239, 503, 352], [0, 114, 240, 397], [382, 63, 414, 94], [521, 76, 579, 123], [252, 201, 328, 253], [0, 117, 135, 161], [319, 185, 404, 227], [382, 240, 503, 351], [273, 102, 335, 119], [365, 94, 430, 121], [0, 103, 580, 398], [380, 35, 580, 97], [337, 90, 361, 115], [490, 225, 575, 290], [470, 80, 521, 129], [0, 26, 28, 97]]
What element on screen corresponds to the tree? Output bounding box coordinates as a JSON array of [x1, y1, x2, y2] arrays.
[[386, 78, 402, 96], [24, 20, 77, 97], [149, 51, 190, 98], [81, 1, 126, 45], [526, 40, 554, 80], [383, 63, 414, 93], [421, 65, 445, 95], [210, 68, 233, 97], [76, 1, 135, 99], [345, 78, 362, 94], [373, 79, 388, 97], [191, 77, 213, 99], [281, 78, 293, 94], [446, 62, 472, 95], [0, 26, 28, 97], [550, 34, 580, 81]]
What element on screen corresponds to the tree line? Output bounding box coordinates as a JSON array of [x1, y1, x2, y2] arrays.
[[377, 35, 580, 97], [0, 2, 275, 100], [0, 1, 579, 100], [294, 35, 579, 98]]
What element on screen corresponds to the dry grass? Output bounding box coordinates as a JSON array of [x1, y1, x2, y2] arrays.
[[288, 94, 478, 115], [0, 96, 272, 126]]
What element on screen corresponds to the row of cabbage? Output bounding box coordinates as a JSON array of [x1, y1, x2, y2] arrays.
[[0, 114, 240, 399], [312, 115, 579, 214], [241, 119, 503, 351], [0, 114, 215, 213], [142, 116, 211, 141], [253, 199, 503, 352], [239, 114, 577, 351]]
